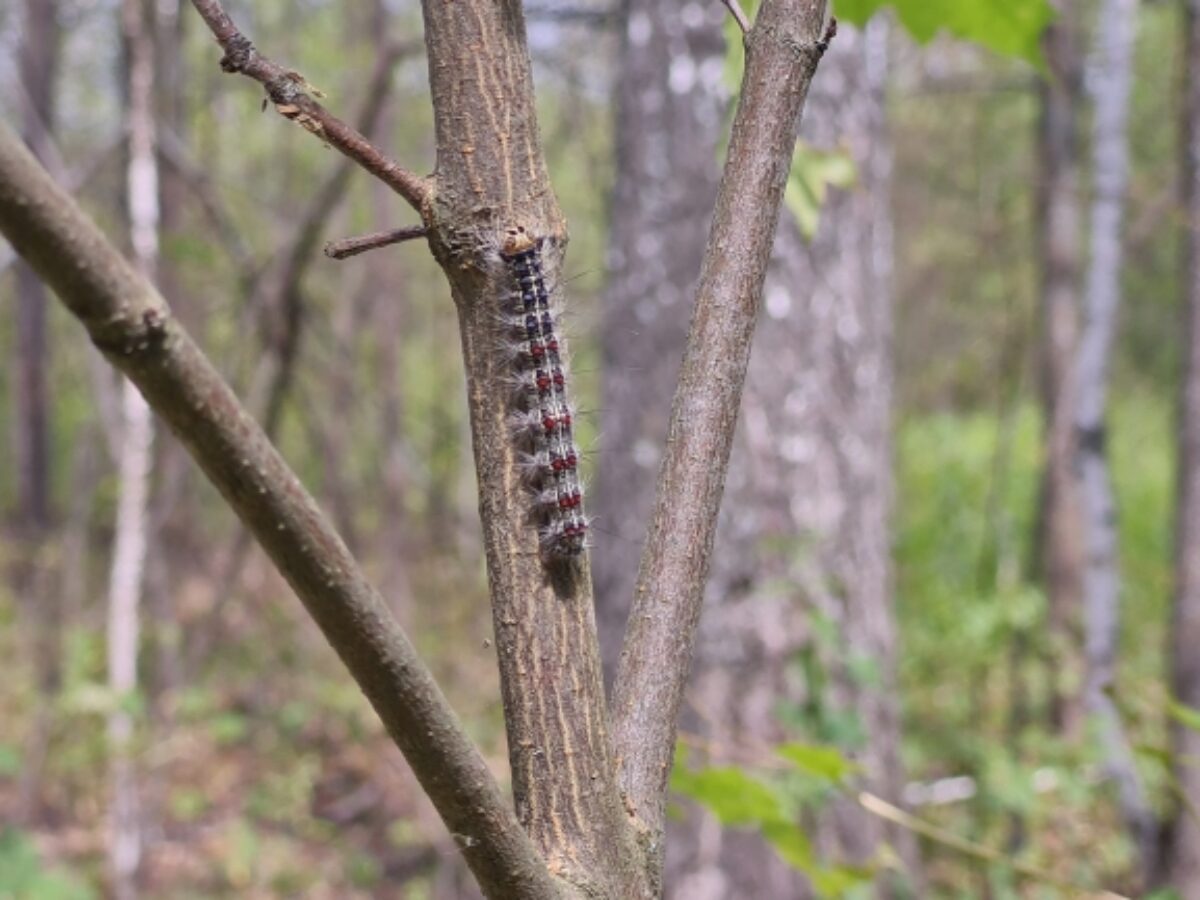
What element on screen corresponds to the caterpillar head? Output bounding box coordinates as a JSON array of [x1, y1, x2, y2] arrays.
[[501, 225, 538, 257]]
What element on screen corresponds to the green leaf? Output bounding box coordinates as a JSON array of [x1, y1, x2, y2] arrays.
[[835, 0, 1054, 67], [1167, 699, 1200, 734], [670, 766, 784, 826], [785, 143, 857, 240], [209, 712, 250, 747], [777, 742, 859, 784], [0, 830, 95, 900], [761, 819, 815, 870], [0, 745, 21, 779]]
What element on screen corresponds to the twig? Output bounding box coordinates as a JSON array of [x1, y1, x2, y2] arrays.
[[187, 0, 430, 214], [858, 792, 1130, 899], [0, 124, 559, 900], [720, 0, 751, 35], [324, 225, 428, 260]]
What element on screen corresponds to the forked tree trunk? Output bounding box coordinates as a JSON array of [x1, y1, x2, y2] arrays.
[[0, 0, 833, 891], [107, 1, 159, 895], [1164, 0, 1200, 891]]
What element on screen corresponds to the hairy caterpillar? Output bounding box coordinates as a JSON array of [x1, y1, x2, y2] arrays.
[[500, 227, 588, 558]]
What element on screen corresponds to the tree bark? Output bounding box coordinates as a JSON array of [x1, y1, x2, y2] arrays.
[[3, 0, 835, 890], [678, 20, 917, 897], [596, 6, 910, 895], [0, 123, 559, 900], [416, 2, 643, 892], [1035, 0, 1087, 736], [1075, 0, 1155, 876], [107, 2, 160, 894], [13, 0, 58, 536], [12, 0, 61, 825], [1164, 0, 1200, 891], [610, 1, 833, 884], [592, 0, 728, 673]]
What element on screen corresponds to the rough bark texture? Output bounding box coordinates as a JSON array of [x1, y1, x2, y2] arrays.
[[1035, 0, 1086, 736], [610, 0, 832, 883], [592, 0, 728, 672], [595, 6, 910, 894], [0, 124, 561, 900], [9, 0, 839, 891], [675, 21, 917, 898], [1165, 1, 1200, 891], [417, 2, 643, 894], [1075, 0, 1154, 874]]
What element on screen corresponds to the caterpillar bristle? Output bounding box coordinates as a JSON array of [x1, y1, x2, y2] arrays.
[[499, 225, 588, 561]]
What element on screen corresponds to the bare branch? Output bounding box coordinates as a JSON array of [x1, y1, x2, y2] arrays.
[[324, 225, 428, 260], [184, 42, 408, 675], [720, 0, 750, 35], [187, 0, 431, 214], [246, 39, 406, 434], [0, 124, 559, 900], [610, 0, 832, 855]]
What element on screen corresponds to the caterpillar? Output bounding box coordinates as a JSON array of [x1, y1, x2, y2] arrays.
[[500, 226, 588, 559]]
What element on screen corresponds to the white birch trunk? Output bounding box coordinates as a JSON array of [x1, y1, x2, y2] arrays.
[[1076, 0, 1155, 876], [108, 0, 158, 894]]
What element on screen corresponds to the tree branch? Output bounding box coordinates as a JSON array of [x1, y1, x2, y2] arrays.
[[324, 225, 428, 260], [188, 0, 431, 214], [246, 37, 408, 434], [183, 40, 409, 677], [610, 0, 832, 855], [0, 124, 559, 900]]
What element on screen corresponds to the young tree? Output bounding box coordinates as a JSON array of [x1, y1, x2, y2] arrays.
[[1035, 0, 1087, 735], [107, 1, 161, 893], [1075, 0, 1154, 874], [12, 0, 61, 823], [0, 0, 833, 894]]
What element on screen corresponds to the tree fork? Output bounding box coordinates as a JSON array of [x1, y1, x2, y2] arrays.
[[0, 125, 560, 900]]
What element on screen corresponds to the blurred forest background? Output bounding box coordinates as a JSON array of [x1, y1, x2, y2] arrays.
[[3, 0, 1199, 897]]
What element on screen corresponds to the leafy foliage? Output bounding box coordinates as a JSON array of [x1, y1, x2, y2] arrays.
[[0, 830, 94, 900], [670, 747, 873, 897], [835, 0, 1054, 66], [785, 145, 857, 240]]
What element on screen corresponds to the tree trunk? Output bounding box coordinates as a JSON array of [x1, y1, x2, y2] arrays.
[[12, 0, 61, 824], [595, 7, 915, 895], [1035, 0, 1087, 737], [107, 1, 160, 894], [1164, 0, 1200, 891], [13, 0, 57, 537], [592, 0, 728, 672], [679, 20, 916, 898], [1075, 0, 1155, 877], [1, 0, 833, 890]]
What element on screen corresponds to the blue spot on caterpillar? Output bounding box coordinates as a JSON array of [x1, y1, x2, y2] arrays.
[[501, 226, 588, 558]]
